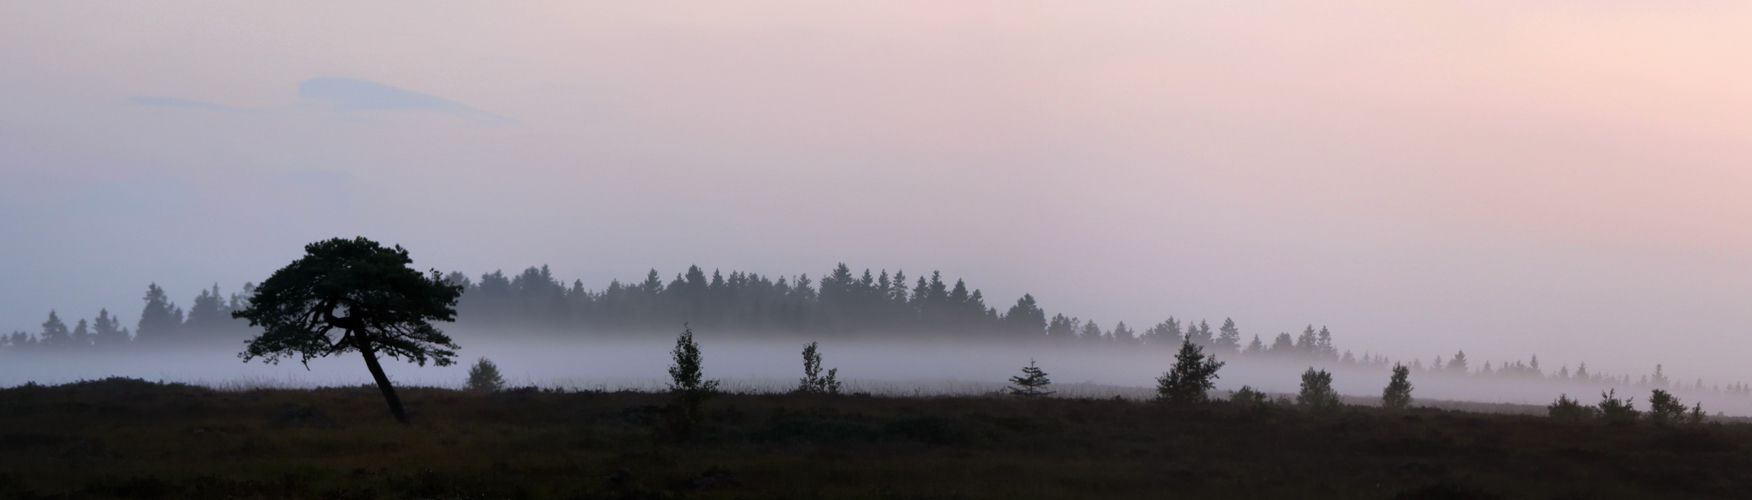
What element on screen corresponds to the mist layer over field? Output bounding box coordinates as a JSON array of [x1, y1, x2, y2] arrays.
[[4, 330, 1743, 416]]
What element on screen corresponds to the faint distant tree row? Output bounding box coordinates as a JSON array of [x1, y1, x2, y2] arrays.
[[3, 283, 255, 350]]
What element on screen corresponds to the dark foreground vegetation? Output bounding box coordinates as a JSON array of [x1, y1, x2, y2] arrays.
[[5, 378, 1752, 499]]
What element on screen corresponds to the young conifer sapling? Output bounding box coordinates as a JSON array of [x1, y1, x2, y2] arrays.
[[1008, 359, 1054, 398]]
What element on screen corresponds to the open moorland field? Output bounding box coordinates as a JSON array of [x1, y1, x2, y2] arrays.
[[3, 378, 1751, 499]]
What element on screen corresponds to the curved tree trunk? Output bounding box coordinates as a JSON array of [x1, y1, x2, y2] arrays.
[[358, 341, 409, 423]]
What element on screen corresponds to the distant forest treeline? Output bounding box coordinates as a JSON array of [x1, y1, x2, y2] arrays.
[[3, 264, 1318, 352], [7, 263, 1752, 396]]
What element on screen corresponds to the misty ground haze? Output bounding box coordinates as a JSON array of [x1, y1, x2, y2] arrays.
[[5, 332, 1746, 417]]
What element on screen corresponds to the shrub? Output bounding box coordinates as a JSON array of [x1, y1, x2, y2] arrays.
[[1382, 363, 1413, 410], [1007, 359, 1054, 398], [1646, 389, 1686, 426], [796, 342, 842, 395], [1230, 385, 1269, 408], [1156, 338, 1224, 403], [1297, 368, 1341, 410], [1687, 403, 1706, 425], [1597, 389, 1639, 425], [1547, 394, 1596, 422], [464, 357, 505, 393]]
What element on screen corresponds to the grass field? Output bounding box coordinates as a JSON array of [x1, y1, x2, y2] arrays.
[[3, 378, 1750, 499]]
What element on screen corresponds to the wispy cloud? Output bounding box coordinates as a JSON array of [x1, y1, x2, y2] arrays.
[[132, 77, 513, 124]]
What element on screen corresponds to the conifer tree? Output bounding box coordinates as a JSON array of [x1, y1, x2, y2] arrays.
[[38, 311, 71, 347], [1381, 363, 1413, 410], [465, 357, 506, 392], [1244, 334, 1265, 354], [5, 331, 33, 349], [1046, 314, 1075, 341], [1447, 350, 1469, 374], [1646, 389, 1685, 426], [1008, 359, 1054, 398], [1079, 320, 1104, 344], [1315, 326, 1336, 359], [1003, 294, 1048, 337], [1297, 367, 1341, 410], [1214, 318, 1242, 352], [136, 283, 182, 343], [92, 309, 127, 345], [1110, 322, 1136, 345], [1188, 320, 1214, 347], [1142, 317, 1183, 347], [69, 319, 90, 347], [1156, 338, 1225, 403], [1294, 325, 1318, 355]]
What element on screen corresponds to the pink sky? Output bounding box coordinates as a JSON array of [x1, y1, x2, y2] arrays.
[[4, 2, 1752, 381]]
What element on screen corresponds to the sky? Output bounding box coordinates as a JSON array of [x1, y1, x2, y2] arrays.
[[4, 2, 1752, 382]]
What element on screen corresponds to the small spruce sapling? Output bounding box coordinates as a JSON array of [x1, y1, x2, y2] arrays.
[[1156, 338, 1225, 403], [465, 357, 505, 392], [1381, 363, 1413, 410], [1007, 359, 1055, 398], [797, 341, 842, 395], [666, 325, 720, 437], [1297, 367, 1341, 410]]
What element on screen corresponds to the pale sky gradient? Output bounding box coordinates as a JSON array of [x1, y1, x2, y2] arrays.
[[5, 2, 1752, 382]]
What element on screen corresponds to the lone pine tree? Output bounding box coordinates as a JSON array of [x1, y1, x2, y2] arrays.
[[1008, 359, 1054, 398], [232, 237, 463, 423], [1157, 338, 1225, 403], [1382, 363, 1413, 410], [466, 357, 506, 392]]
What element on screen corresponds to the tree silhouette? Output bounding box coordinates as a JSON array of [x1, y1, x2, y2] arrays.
[[797, 341, 842, 395], [466, 357, 506, 392], [1008, 359, 1054, 398], [1597, 389, 1639, 425], [136, 283, 183, 343], [666, 325, 719, 437], [1381, 363, 1413, 410], [232, 237, 463, 423], [1547, 394, 1594, 421], [38, 311, 71, 348], [1156, 338, 1225, 403], [1647, 389, 1685, 426], [1297, 368, 1341, 410], [1214, 318, 1242, 352], [91, 309, 128, 346], [1447, 350, 1469, 374]]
